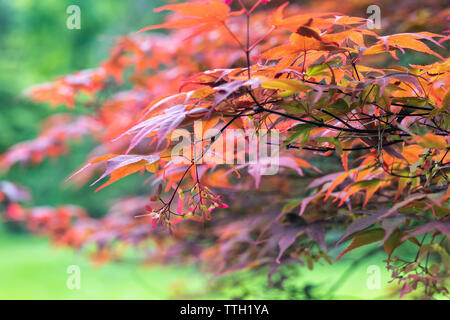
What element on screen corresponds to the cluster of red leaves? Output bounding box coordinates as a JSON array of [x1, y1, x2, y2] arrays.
[[1, 0, 449, 298], [0, 115, 100, 171]]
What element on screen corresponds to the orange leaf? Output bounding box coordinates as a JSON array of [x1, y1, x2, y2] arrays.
[[324, 169, 355, 200], [269, 2, 338, 31], [137, 0, 238, 36], [91, 155, 160, 191], [96, 159, 148, 191], [366, 33, 445, 60]]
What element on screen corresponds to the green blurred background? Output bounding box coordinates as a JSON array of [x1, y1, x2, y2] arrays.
[[0, 0, 431, 299]]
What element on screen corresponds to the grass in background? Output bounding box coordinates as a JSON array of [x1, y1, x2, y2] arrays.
[[0, 225, 208, 299]]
